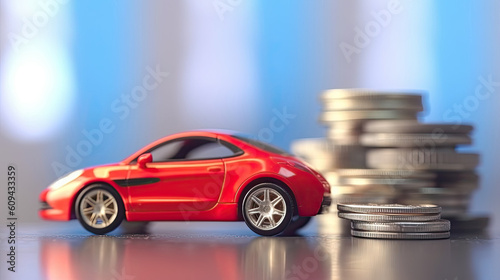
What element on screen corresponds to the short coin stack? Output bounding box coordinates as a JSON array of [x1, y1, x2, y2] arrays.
[[337, 203, 451, 239]]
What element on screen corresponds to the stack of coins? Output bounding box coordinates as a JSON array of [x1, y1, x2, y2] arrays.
[[291, 88, 488, 229], [318, 89, 424, 169], [319, 89, 424, 147], [361, 120, 480, 218], [337, 203, 451, 239]]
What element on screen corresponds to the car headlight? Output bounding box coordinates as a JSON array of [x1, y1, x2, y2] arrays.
[[48, 169, 84, 190]]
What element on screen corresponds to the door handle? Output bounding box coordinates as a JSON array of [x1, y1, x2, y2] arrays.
[[207, 167, 222, 172]]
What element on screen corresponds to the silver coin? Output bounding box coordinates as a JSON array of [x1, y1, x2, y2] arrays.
[[351, 219, 451, 233], [327, 133, 363, 145], [290, 138, 332, 152], [335, 169, 436, 179], [320, 89, 425, 100], [364, 120, 473, 134], [399, 198, 469, 208], [338, 212, 441, 222], [435, 171, 479, 182], [337, 203, 441, 214], [350, 230, 450, 240], [366, 149, 480, 171], [404, 188, 473, 196], [319, 110, 419, 122], [360, 133, 472, 147], [399, 192, 471, 199], [322, 98, 423, 111], [327, 129, 361, 137], [329, 185, 397, 196], [437, 181, 478, 190], [290, 138, 335, 171], [440, 207, 469, 217], [326, 120, 367, 131], [330, 195, 393, 206], [335, 177, 435, 188], [322, 146, 368, 169]]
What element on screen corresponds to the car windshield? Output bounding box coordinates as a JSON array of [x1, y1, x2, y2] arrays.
[[232, 134, 290, 156]]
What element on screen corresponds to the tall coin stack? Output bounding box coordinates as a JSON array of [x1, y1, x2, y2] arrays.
[[291, 89, 488, 229]]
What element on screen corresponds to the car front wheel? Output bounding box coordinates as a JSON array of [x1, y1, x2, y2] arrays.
[[75, 184, 125, 235], [242, 183, 294, 236]]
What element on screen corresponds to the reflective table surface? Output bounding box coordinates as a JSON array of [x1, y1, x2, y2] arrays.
[[1, 213, 499, 280]]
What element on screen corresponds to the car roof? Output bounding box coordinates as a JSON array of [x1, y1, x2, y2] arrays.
[[155, 130, 242, 141], [121, 130, 243, 163]]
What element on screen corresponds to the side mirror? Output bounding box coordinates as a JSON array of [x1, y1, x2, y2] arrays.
[[137, 153, 152, 168]]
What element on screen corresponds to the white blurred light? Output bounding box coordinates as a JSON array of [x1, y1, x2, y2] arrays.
[[0, 46, 75, 141], [180, 1, 257, 128]]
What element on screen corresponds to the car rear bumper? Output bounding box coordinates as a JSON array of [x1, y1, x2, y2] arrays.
[[318, 195, 332, 214]]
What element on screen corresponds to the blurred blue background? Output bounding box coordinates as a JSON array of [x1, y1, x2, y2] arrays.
[[1, 0, 499, 226]]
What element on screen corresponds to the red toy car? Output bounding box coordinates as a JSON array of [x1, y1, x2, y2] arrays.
[[39, 130, 331, 236]]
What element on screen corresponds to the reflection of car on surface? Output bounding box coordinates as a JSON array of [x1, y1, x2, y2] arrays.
[[39, 130, 331, 236], [40, 232, 331, 280]]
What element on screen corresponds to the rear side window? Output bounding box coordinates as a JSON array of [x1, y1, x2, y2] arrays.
[[232, 135, 289, 156]]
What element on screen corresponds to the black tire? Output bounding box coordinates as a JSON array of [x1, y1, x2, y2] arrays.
[[242, 183, 294, 236], [120, 221, 150, 234], [75, 184, 125, 235], [282, 216, 312, 235]]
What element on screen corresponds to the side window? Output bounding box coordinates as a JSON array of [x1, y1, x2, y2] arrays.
[[150, 140, 185, 162], [148, 137, 241, 162], [186, 142, 235, 160]]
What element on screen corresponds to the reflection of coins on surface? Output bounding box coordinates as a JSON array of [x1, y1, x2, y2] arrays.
[[351, 230, 450, 240], [337, 203, 441, 214], [351, 220, 451, 233], [360, 133, 472, 147], [338, 212, 441, 222], [364, 120, 474, 134], [366, 149, 480, 170]]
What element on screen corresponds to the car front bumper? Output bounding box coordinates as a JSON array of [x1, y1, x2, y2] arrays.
[[39, 188, 73, 221]]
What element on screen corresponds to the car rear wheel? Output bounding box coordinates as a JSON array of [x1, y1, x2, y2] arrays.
[[75, 184, 124, 235], [242, 183, 294, 236], [282, 216, 312, 235]]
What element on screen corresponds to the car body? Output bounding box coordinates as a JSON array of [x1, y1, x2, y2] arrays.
[[40, 130, 331, 235]]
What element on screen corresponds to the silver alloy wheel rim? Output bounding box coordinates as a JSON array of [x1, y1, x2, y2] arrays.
[[245, 187, 287, 231], [80, 189, 118, 229]]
